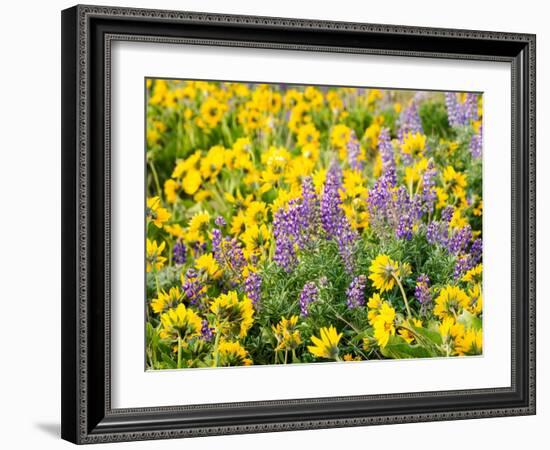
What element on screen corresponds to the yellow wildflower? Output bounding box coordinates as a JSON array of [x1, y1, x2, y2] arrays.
[[146, 196, 171, 228], [372, 302, 396, 348], [308, 325, 343, 360], [434, 285, 470, 319], [210, 291, 254, 338], [195, 253, 220, 278], [369, 254, 399, 293], [151, 286, 182, 314], [146, 239, 166, 272], [218, 341, 253, 366], [159, 303, 202, 341]]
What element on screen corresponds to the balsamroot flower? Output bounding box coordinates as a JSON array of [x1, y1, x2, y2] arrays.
[[146, 239, 167, 272], [151, 286, 182, 314], [217, 341, 252, 366], [433, 285, 470, 320], [272, 316, 302, 351], [368, 254, 399, 293], [455, 328, 483, 356], [210, 291, 254, 338], [308, 325, 343, 360], [146, 196, 171, 228], [159, 303, 202, 341], [372, 302, 396, 348]]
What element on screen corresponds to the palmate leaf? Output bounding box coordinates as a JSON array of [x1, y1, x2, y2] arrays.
[[380, 335, 435, 359]]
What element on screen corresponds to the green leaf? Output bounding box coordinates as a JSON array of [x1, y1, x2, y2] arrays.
[[380, 335, 435, 359], [161, 353, 177, 369], [411, 325, 443, 345], [457, 310, 482, 330]]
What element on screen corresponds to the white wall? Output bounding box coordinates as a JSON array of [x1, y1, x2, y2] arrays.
[[0, 0, 545, 448]]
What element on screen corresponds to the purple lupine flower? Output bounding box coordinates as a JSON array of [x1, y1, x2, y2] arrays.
[[346, 275, 367, 309], [396, 215, 414, 240], [214, 215, 226, 227], [200, 319, 214, 341], [378, 128, 396, 186], [448, 225, 472, 255], [397, 95, 424, 141], [212, 226, 246, 280], [464, 93, 479, 123], [367, 174, 393, 217], [296, 176, 320, 248], [369, 177, 421, 242], [445, 92, 461, 127], [346, 130, 363, 171], [422, 161, 437, 212], [441, 206, 454, 223], [470, 124, 483, 158], [414, 274, 431, 304], [470, 238, 483, 266], [454, 254, 471, 280], [244, 272, 262, 306], [211, 228, 223, 263], [172, 240, 187, 265], [299, 281, 319, 317], [273, 206, 299, 272], [320, 161, 358, 272], [182, 268, 205, 307], [335, 217, 359, 273], [426, 218, 450, 248], [426, 221, 439, 244], [321, 161, 344, 236], [445, 92, 479, 127], [223, 237, 247, 278], [414, 273, 432, 304], [273, 177, 322, 273]]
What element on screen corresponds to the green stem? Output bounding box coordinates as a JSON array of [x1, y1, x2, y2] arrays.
[[212, 330, 221, 367], [392, 273, 412, 318], [148, 159, 163, 199], [177, 336, 182, 369], [323, 301, 361, 334], [154, 272, 161, 298], [345, 338, 369, 361]]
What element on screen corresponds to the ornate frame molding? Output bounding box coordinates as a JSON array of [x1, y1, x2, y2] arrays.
[[61, 4, 536, 444]]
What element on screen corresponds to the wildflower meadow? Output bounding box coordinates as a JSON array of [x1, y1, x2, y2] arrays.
[[145, 79, 483, 370]]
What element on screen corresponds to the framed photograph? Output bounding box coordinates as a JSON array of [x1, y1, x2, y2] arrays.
[[61, 4, 536, 444]]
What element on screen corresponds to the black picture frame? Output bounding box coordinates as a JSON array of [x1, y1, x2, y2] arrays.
[[61, 4, 536, 444]]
